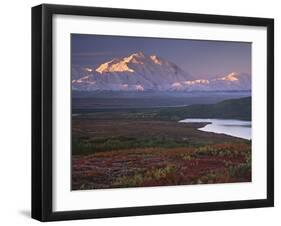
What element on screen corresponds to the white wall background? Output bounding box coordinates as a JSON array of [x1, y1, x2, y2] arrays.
[[0, 0, 279, 225]]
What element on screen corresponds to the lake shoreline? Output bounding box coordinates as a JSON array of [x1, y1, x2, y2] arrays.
[[179, 118, 251, 140]]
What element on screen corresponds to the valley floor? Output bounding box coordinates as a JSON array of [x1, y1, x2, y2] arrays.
[[72, 118, 251, 190]]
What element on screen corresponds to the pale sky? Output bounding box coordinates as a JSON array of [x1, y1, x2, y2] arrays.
[[72, 34, 251, 79]]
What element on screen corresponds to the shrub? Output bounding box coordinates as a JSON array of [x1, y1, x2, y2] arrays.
[[228, 162, 251, 178]]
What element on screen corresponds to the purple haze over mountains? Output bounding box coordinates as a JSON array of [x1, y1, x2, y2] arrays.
[[71, 34, 251, 92], [72, 34, 251, 79]]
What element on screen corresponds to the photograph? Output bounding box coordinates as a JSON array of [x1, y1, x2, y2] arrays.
[[30, 3, 274, 221], [71, 34, 252, 190]]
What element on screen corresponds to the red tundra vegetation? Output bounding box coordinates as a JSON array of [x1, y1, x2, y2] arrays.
[[72, 142, 251, 190]]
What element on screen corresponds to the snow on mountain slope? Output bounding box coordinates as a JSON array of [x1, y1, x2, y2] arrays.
[[210, 72, 251, 91], [72, 52, 251, 91], [72, 52, 193, 91], [185, 72, 251, 91]]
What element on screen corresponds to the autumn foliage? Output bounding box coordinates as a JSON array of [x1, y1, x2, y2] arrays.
[[72, 142, 251, 190]]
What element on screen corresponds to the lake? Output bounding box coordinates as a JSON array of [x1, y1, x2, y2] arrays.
[[179, 118, 251, 140]]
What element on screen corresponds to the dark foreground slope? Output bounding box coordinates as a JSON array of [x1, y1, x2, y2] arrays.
[[156, 97, 251, 121]]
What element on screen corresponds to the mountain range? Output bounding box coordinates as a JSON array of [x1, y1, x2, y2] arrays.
[[72, 51, 251, 92]]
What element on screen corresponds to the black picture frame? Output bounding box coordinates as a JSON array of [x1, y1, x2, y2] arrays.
[[32, 3, 274, 222]]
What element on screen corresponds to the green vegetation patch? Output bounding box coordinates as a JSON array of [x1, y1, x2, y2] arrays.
[[72, 136, 193, 155]]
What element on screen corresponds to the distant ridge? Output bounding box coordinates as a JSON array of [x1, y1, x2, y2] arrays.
[[156, 97, 252, 121]]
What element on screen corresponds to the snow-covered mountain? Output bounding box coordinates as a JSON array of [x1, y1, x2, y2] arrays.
[[176, 72, 251, 91], [72, 52, 193, 91], [72, 52, 251, 91]]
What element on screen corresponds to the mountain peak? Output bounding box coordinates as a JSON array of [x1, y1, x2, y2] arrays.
[[150, 55, 162, 65], [217, 72, 239, 81], [95, 57, 135, 74], [73, 52, 193, 91], [95, 52, 165, 74], [123, 52, 146, 65], [130, 51, 145, 58]]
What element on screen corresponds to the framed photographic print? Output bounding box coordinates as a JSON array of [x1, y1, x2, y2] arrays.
[[32, 4, 274, 221]]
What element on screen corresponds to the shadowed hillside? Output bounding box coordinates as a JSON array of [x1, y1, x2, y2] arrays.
[[156, 97, 251, 121]]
